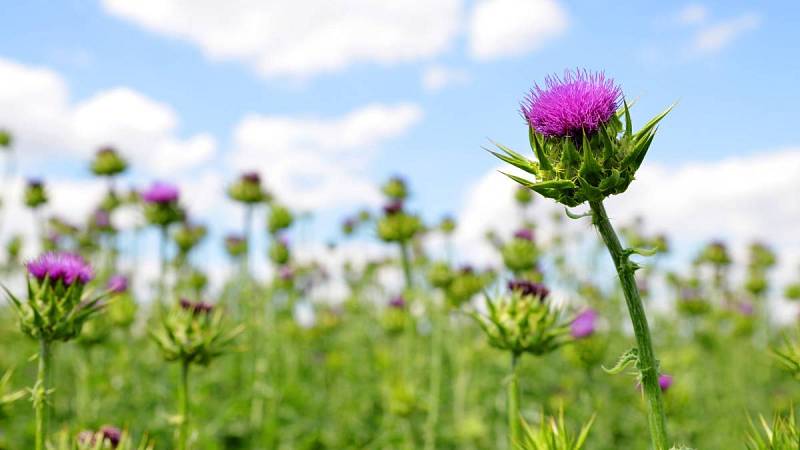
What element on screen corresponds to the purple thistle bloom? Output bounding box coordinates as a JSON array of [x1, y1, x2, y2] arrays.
[[179, 298, 214, 315], [93, 210, 111, 228], [100, 425, 122, 448], [27, 178, 43, 188], [571, 308, 598, 339], [242, 171, 261, 183], [738, 301, 754, 316], [521, 69, 621, 138], [508, 279, 550, 300], [513, 228, 534, 241], [383, 200, 404, 216], [279, 265, 294, 281], [388, 295, 406, 309], [141, 182, 179, 204], [107, 274, 129, 294], [659, 374, 673, 392], [26, 252, 94, 286]]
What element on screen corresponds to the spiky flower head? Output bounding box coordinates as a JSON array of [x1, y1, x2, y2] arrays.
[[150, 299, 241, 366], [381, 175, 408, 200], [377, 202, 422, 243], [228, 171, 268, 204], [142, 182, 179, 204], [473, 282, 570, 356], [91, 146, 128, 177], [502, 233, 539, 274], [268, 204, 294, 235], [446, 267, 493, 307], [24, 178, 48, 209], [224, 234, 247, 258], [141, 182, 182, 227], [491, 69, 672, 207], [508, 279, 549, 300], [173, 222, 208, 255], [26, 252, 94, 286], [7, 252, 105, 342], [522, 69, 621, 139]]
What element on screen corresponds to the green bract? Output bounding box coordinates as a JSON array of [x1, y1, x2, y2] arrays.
[[502, 238, 538, 274], [377, 212, 422, 243], [4, 278, 106, 342], [227, 178, 267, 204], [143, 202, 183, 227], [491, 102, 672, 207], [472, 291, 570, 356], [267, 204, 294, 234], [516, 408, 595, 450], [90, 147, 128, 177], [150, 304, 242, 366]]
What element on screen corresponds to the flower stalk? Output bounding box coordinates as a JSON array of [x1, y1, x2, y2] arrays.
[[508, 352, 521, 449], [177, 359, 190, 450], [589, 200, 668, 450], [34, 338, 51, 450]]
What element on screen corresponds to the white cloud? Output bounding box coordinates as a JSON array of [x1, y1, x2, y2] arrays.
[[468, 0, 568, 60], [0, 58, 216, 174], [676, 4, 709, 26], [691, 12, 761, 54], [456, 147, 800, 278], [101, 0, 464, 79], [421, 65, 470, 92], [230, 103, 423, 210]]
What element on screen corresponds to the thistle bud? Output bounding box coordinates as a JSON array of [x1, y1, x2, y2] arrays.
[[267, 204, 294, 234], [228, 171, 268, 204], [376, 204, 422, 243], [501, 231, 538, 274], [570, 308, 598, 339], [224, 234, 247, 258], [514, 186, 533, 206], [491, 69, 671, 207], [141, 182, 182, 227], [446, 266, 491, 307], [472, 282, 570, 356], [381, 176, 408, 200], [439, 215, 456, 234], [268, 237, 291, 265], [427, 262, 454, 289], [6, 252, 105, 342], [0, 129, 12, 148], [24, 178, 48, 209], [150, 299, 241, 366], [90, 146, 128, 177], [173, 222, 207, 255]]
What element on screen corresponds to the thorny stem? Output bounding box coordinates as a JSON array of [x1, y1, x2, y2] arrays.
[[34, 339, 51, 450], [158, 225, 169, 305], [589, 200, 669, 450], [507, 352, 521, 449], [423, 304, 444, 450]]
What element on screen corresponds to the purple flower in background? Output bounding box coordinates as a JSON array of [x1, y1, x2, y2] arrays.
[[571, 308, 598, 339], [100, 425, 122, 448], [383, 200, 404, 216], [388, 295, 406, 309], [107, 275, 129, 294], [508, 279, 550, 300], [659, 374, 673, 392], [279, 265, 294, 281], [141, 182, 179, 204], [521, 69, 621, 138], [26, 252, 93, 286], [93, 210, 111, 228], [513, 228, 534, 241], [242, 171, 261, 183], [738, 301, 754, 316], [27, 178, 43, 189], [179, 298, 214, 315]]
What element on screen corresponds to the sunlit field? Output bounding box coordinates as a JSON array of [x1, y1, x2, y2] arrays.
[[2, 1, 800, 449]]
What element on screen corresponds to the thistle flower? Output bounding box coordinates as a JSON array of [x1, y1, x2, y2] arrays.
[[491, 68, 672, 207], [90, 146, 128, 177], [571, 309, 598, 339], [107, 274, 129, 294], [508, 279, 549, 300], [381, 175, 408, 200], [228, 171, 268, 204], [142, 182, 179, 204], [502, 235, 539, 274], [659, 374, 673, 392], [377, 204, 422, 243], [24, 178, 48, 209], [26, 252, 94, 286], [0, 129, 11, 148], [173, 222, 208, 255], [267, 204, 294, 234], [224, 234, 247, 258], [521, 69, 621, 138], [383, 200, 404, 216], [388, 295, 406, 309], [513, 228, 534, 242], [268, 236, 291, 265], [179, 298, 214, 315]]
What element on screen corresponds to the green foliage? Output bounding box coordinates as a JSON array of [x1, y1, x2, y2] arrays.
[[516, 408, 594, 450], [746, 411, 800, 449]]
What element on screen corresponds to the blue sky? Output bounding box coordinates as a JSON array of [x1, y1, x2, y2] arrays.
[[1, 0, 799, 283]]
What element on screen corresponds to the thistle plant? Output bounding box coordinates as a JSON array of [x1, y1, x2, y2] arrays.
[[59, 426, 153, 450], [746, 411, 800, 450], [516, 407, 595, 450], [472, 281, 571, 448], [377, 195, 422, 291], [4, 252, 105, 450], [150, 299, 242, 450], [141, 182, 182, 301], [490, 69, 673, 449], [90, 146, 128, 179]]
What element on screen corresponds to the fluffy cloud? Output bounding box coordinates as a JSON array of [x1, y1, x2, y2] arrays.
[[421, 65, 470, 92], [690, 12, 761, 54], [101, 0, 464, 79], [456, 147, 800, 276], [230, 103, 423, 211], [0, 58, 216, 174], [676, 4, 709, 26], [468, 0, 568, 60]]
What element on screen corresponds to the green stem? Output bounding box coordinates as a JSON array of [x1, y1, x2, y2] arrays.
[[158, 225, 169, 305], [589, 200, 669, 450], [177, 360, 190, 450], [423, 305, 444, 450], [399, 241, 413, 291], [507, 352, 520, 450], [243, 205, 254, 276], [34, 339, 51, 450]]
